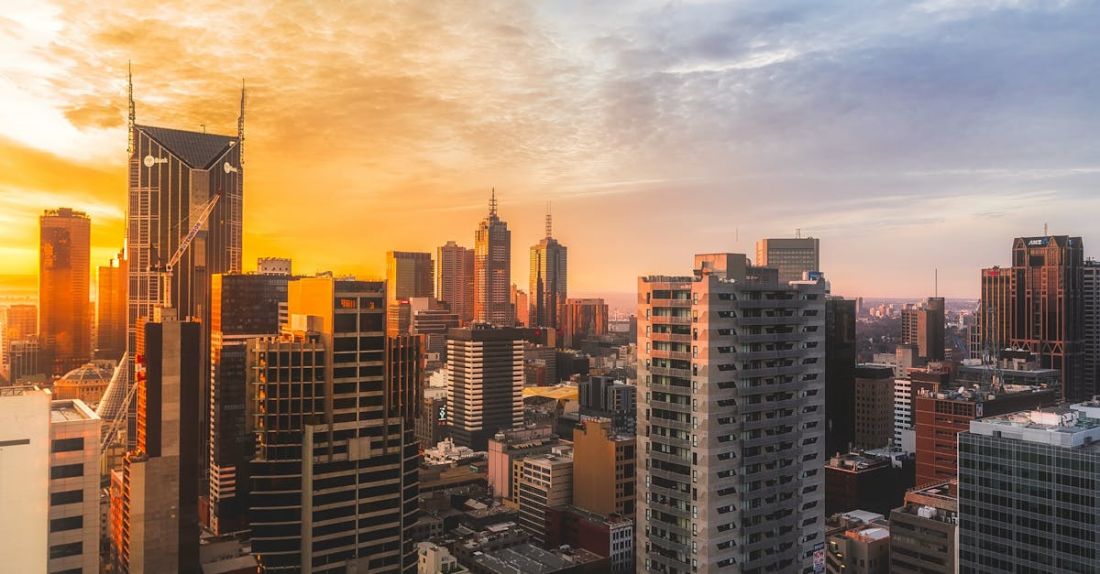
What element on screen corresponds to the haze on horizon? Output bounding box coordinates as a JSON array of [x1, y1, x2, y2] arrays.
[[2, 0, 1099, 304]]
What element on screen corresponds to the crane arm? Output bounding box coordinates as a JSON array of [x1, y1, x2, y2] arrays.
[[166, 190, 222, 271]]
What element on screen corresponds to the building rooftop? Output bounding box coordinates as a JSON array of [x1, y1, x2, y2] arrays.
[[49, 399, 98, 423], [58, 363, 113, 384], [137, 124, 237, 169], [968, 402, 1100, 448], [469, 543, 602, 574], [826, 452, 891, 473]]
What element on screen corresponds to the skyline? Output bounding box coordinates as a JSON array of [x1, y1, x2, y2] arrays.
[[4, 1, 1100, 302]]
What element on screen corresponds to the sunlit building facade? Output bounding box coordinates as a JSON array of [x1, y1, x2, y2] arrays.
[[40, 208, 91, 375], [473, 192, 513, 326]]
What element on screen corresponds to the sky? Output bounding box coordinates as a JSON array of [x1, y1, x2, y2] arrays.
[[2, 0, 1100, 307]]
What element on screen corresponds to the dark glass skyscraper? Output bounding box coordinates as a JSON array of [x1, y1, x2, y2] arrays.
[[825, 296, 857, 457], [248, 277, 419, 573], [208, 272, 289, 535], [529, 210, 567, 330], [474, 191, 513, 326]]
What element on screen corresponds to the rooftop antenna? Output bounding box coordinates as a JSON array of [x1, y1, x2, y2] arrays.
[[200, 123, 206, 134], [1044, 222, 1048, 236], [238, 79, 246, 167], [545, 202, 552, 238], [935, 268, 938, 298], [489, 188, 498, 217], [795, 227, 802, 239], [127, 61, 135, 155]]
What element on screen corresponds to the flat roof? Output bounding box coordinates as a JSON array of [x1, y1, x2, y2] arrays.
[[50, 399, 98, 423]]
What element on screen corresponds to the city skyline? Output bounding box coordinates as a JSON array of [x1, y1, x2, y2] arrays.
[[4, 2, 1100, 301]]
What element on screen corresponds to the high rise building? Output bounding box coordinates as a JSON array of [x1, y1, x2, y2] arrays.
[[561, 298, 609, 349], [207, 272, 289, 535], [0, 386, 50, 573], [436, 241, 475, 324], [40, 208, 91, 375], [47, 398, 102, 574], [853, 364, 895, 450], [96, 252, 127, 361], [980, 236, 1087, 400], [446, 325, 524, 450], [913, 362, 1059, 486], [572, 417, 635, 517], [116, 315, 202, 573], [247, 277, 420, 573], [825, 297, 857, 457], [1083, 260, 1100, 401], [637, 253, 827, 573], [529, 209, 567, 329], [889, 480, 957, 574], [959, 402, 1100, 573], [755, 236, 820, 284], [8, 336, 43, 383], [473, 191, 513, 326], [3, 303, 38, 379], [901, 297, 945, 362], [511, 284, 529, 327], [387, 251, 434, 304], [125, 91, 245, 460]]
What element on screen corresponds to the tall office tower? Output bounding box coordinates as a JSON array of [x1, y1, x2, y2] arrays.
[[959, 403, 1100, 573], [7, 336, 43, 383], [889, 480, 957, 574], [117, 315, 202, 573], [3, 303, 38, 377], [1082, 260, 1100, 400], [900, 297, 945, 362], [571, 417, 635, 517], [825, 296, 857, 457], [913, 362, 1058, 486], [473, 191, 513, 326], [97, 252, 128, 360], [436, 241, 475, 324], [126, 92, 245, 457], [40, 208, 92, 375], [853, 365, 894, 449], [517, 448, 574, 545], [0, 386, 51, 573], [257, 257, 292, 275], [529, 209, 567, 329], [638, 253, 827, 574], [561, 298, 609, 349], [446, 325, 524, 450], [208, 273, 288, 535], [247, 277, 420, 573], [511, 284, 529, 326], [387, 251, 434, 304], [48, 398, 102, 574], [755, 236, 821, 284], [981, 236, 1086, 399]]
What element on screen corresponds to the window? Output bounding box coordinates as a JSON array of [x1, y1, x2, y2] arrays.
[[49, 542, 82, 559], [51, 490, 83, 506], [50, 516, 83, 532], [50, 464, 83, 480], [51, 438, 84, 452]]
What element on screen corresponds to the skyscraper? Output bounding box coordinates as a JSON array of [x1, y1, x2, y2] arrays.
[[824, 296, 856, 457], [755, 236, 821, 284], [47, 398, 102, 574], [473, 190, 513, 326], [979, 236, 1087, 400], [446, 325, 524, 450], [1082, 260, 1100, 400], [207, 272, 289, 535], [247, 277, 420, 573], [853, 364, 895, 449], [125, 86, 245, 464], [561, 298, 609, 349], [96, 252, 127, 361], [959, 402, 1100, 573], [529, 208, 567, 329], [387, 251, 434, 304], [2, 303, 37, 380], [40, 207, 91, 375], [436, 241, 474, 324], [900, 297, 945, 362], [0, 386, 51, 573], [637, 253, 827, 573], [511, 284, 529, 327], [116, 314, 203, 573]]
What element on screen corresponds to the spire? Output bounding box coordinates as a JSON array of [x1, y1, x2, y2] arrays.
[[489, 187, 498, 217], [237, 79, 246, 167], [545, 202, 552, 238], [127, 61, 135, 155]]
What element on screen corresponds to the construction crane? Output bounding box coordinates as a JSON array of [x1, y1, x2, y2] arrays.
[[156, 189, 222, 308]]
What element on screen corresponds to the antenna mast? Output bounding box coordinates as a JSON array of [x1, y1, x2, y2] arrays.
[[545, 202, 552, 238], [127, 61, 135, 155], [238, 79, 246, 168], [489, 188, 498, 217]]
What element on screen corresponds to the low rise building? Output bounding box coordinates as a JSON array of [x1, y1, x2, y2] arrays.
[[889, 480, 957, 574], [825, 510, 891, 574]]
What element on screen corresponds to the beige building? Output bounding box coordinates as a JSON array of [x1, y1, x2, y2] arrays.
[[889, 480, 957, 574], [51, 362, 113, 409], [517, 446, 574, 545], [755, 236, 820, 284], [48, 399, 102, 574], [0, 386, 51, 573], [571, 418, 635, 517], [825, 510, 891, 574]]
